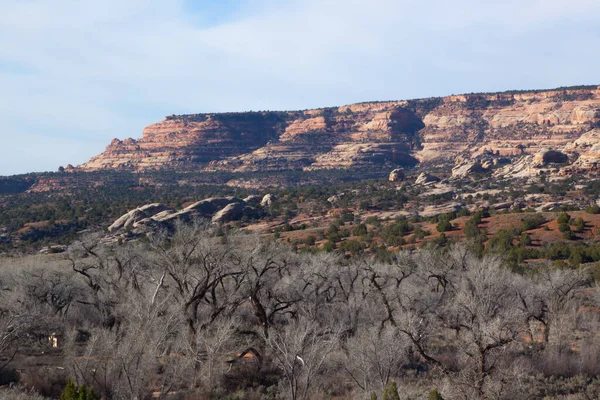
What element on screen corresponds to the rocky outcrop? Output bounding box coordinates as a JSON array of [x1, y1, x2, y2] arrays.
[[419, 202, 464, 218], [389, 168, 405, 182], [78, 86, 600, 174], [532, 149, 569, 166], [108, 203, 172, 232], [261, 194, 276, 207], [451, 161, 486, 179], [415, 173, 440, 185], [108, 195, 273, 235], [211, 203, 245, 223]]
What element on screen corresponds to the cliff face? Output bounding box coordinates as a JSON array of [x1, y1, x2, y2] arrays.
[[79, 86, 600, 172]]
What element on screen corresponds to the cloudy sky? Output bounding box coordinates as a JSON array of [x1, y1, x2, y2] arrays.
[[1, 0, 599, 175]]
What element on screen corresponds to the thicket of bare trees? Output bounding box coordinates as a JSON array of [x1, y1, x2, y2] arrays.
[[1, 221, 600, 399]]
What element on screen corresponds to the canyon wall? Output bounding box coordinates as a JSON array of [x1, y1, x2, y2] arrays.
[[79, 86, 600, 172]]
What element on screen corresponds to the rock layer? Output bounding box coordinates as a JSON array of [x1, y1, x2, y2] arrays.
[[79, 86, 600, 173]]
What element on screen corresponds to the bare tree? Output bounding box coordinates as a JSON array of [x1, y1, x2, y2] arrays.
[[263, 317, 339, 400], [342, 325, 410, 395], [442, 255, 527, 398]]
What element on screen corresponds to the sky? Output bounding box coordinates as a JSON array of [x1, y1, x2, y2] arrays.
[[1, 0, 599, 176]]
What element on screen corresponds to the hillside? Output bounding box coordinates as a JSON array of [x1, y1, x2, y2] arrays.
[[78, 85, 600, 173]]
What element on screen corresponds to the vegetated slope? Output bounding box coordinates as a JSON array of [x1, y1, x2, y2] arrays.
[[78, 85, 600, 173]]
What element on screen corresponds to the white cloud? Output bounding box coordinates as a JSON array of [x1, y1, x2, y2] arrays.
[[0, 0, 599, 175]]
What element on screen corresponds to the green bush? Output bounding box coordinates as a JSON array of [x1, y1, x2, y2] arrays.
[[339, 239, 365, 254], [522, 213, 546, 231], [436, 220, 453, 233], [429, 388, 444, 400], [586, 204, 600, 214], [557, 212, 571, 224], [558, 223, 571, 233], [353, 223, 368, 237], [575, 217, 585, 232], [519, 232, 532, 246], [383, 381, 400, 400], [60, 380, 99, 400], [322, 240, 335, 252]]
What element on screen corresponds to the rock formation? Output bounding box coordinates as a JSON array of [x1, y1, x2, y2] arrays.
[[108, 195, 273, 236], [78, 86, 600, 174], [261, 194, 276, 207], [389, 168, 405, 182], [415, 172, 440, 185], [451, 161, 487, 179]]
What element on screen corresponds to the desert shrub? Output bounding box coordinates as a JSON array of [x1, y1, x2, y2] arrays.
[[575, 217, 585, 232], [557, 212, 571, 224], [364, 216, 380, 226], [304, 235, 316, 246], [586, 204, 600, 214], [436, 220, 453, 233], [558, 223, 571, 233], [353, 223, 368, 237], [429, 388, 444, 400], [519, 232, 532, 246], [60, 380, 100, 400], [339, 239, 365, 254], [339, 209, 355, 223], [381, 217, 413, 245], [322, 240, 335, 252], [487, 229, 514, 252], [382, 381, 400, 400], [522, 213, 546, 231]]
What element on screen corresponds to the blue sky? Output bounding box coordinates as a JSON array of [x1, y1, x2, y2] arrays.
[[1, 0, 599, 175]]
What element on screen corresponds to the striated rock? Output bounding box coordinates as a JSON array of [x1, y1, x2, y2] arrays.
[[261, 194, 276, 207], [108, 203, 172, 232], [108, 195, 264, 235], [77, 86, 600, 174], [415, 173, 440, 185], [419, 202, 464, 218], [212, 202, 245, 223], [182, 200, 218, 216], [451, 161, 486, 179], [389, 168, 405, 182]]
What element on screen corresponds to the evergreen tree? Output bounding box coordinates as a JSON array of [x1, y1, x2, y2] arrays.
[[383, 381, 400, 400]]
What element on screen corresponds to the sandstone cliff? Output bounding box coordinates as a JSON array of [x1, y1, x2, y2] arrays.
[[79, 85, 600, 173]]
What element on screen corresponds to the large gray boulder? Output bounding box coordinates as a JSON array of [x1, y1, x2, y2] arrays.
[[108, 203, 172, 232], [389, 168, 405, 182], [451, 161, 486, 179], [415, 173, 440, 185], [212, 202, 245, 223], [261, 194, 276, 207], [183, 200, 218, 215]]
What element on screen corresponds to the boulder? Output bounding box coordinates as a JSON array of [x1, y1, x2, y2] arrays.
[[183, 200, 218, 215], [415, 173, 440, 185], [244, 195, 262, 205], [533, 149, 569, 166], [261, 194, 276, 207], [151, 209, 195, 224], [389, 168, 405, 182], [419, 202, 464, 218], [212, 202, 245, 223], [451, 161, 486, 179], [108, 203, 172, 232]]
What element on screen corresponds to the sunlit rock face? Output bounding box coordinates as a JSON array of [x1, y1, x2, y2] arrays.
[[79, 86, 600, 173]]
